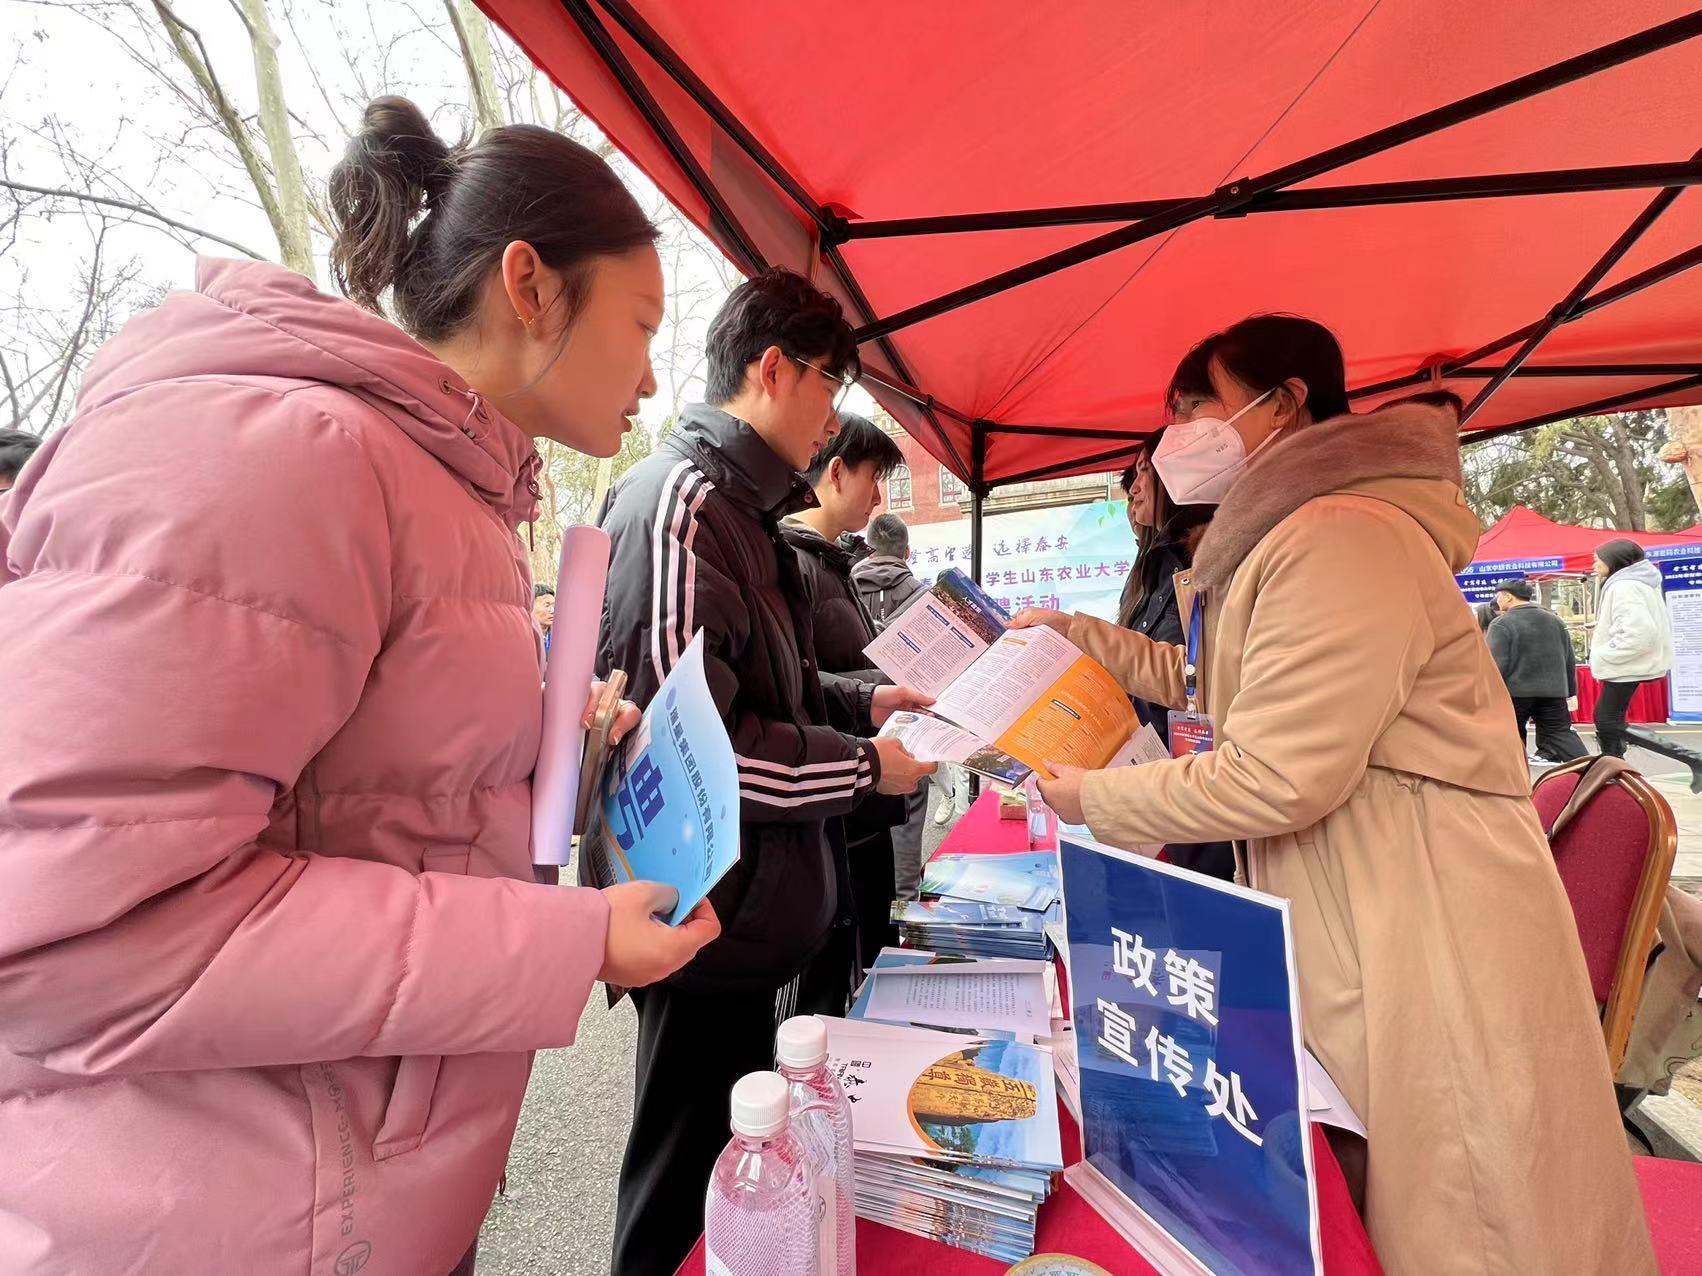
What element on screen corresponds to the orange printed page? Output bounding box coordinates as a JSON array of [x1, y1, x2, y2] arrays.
[[991, 655, 1136, 779]]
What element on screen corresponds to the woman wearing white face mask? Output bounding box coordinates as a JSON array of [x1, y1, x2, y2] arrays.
[[1012, 315, 1653, 1274]]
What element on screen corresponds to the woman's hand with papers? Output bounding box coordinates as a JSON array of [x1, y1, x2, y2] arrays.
[[597, 882, 721, 987], [870, 683, 935, 727], [1007, 607, 1072, 636], [1039, 761, 1089, 825], [872, 736, 937, 794]]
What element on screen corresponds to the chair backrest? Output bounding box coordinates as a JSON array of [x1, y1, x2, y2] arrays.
[[1532, 758, 1678, 1072]]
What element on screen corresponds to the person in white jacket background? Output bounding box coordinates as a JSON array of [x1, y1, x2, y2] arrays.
[[1589, 538, 1702, 789]]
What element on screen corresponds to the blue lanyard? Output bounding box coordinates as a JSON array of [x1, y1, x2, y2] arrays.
[[1184, 593, 1203, 712]]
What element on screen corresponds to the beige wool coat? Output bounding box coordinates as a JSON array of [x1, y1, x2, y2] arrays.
[[1070, 403, 1654, 1275]]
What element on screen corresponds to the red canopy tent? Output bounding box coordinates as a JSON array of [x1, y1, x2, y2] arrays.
[[473, 1, 1702, 579], [1475, 504, 1702, 571]]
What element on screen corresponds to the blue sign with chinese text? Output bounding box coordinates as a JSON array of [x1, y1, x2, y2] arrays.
[[1060, 837, 1318, 1275]]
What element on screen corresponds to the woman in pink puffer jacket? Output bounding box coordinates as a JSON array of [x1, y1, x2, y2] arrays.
[[0, 98, 718, 1274]]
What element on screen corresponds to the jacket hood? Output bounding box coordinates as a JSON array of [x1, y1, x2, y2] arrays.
[[780, 516, 854, 571], [1192, 402, 1475, 592], [77, 257, 540, 526], [1604, 559, 1664, 593], [671, 403, 815, 518], [851, 555, 916, 588]]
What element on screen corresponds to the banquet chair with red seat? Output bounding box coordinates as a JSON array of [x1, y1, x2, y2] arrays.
[[1531, 758, 1677, 1073]]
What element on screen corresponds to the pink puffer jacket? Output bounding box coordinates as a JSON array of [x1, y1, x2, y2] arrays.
[[0, 258, 611, 1274]]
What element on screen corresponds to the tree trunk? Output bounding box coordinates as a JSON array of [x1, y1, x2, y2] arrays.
[[446, 0, 503, 135], [1606, 416, 1647, 530], [1666, 405, 1702, 519], [237, 0, 315, 279]]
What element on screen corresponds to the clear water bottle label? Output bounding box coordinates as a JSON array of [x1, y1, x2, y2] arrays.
[[814, 1176, 837, 1275]]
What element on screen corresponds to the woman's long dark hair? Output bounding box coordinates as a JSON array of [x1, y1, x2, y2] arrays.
[[1118, 441, 1214, 626], [1595, 537, 1647, 578], [327, 97, 658, 342]]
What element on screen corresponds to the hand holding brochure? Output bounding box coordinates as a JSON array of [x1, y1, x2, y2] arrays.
[[577, 631, 739, 926], [864, 568, 1136, 780]]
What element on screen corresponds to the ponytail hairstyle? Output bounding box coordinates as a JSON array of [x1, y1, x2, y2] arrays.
[[328, 97, 658, 343]]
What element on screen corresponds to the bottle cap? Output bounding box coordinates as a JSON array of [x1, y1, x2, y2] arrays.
[[730, 1071, 790, 1138], [775, 1015, 828, 1069]]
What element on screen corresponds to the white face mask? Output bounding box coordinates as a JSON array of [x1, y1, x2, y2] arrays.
[[1151, 388, 1278, 506]]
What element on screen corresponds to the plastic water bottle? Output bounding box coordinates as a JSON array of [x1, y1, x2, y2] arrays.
[[704, 1071, 820, 1275], [777, 1016, 856, 1275]]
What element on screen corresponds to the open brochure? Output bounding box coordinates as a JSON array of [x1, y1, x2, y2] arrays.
[[822, 1016, 1063, 1172], [865, 569, 1137, 781], [577, 631, 739, 926]]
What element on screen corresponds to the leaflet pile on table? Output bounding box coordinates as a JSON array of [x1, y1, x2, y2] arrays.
[[822, 1015, 1063, 1265]]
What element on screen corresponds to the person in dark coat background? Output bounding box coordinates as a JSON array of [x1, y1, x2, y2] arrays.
[[1116, 443, 1231, 879], [852, 512, 927, 632], [781, 412, 913, 965], [1486, 577, 1587, 762]]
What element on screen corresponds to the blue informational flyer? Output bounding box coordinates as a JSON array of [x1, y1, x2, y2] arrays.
[[580, 632, 739, 926], [1059, 837, 1320, 1276]]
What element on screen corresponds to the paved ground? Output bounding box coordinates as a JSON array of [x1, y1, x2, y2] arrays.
[[480, 736, 1702, 1274]]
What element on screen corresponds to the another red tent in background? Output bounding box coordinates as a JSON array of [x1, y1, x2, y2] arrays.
[[1475, 505, 1702, 572]]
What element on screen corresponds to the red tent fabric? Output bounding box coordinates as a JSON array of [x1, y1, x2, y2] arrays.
[[1474, 504, 1702, 570], [476, 1, 1702, 484]]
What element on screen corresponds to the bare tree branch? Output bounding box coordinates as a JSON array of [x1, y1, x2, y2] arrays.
[[0, 178, 266, 258]]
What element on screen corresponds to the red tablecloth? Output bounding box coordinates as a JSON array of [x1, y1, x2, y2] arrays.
[[678, 793, 1384, 1274], [1573, 669, 1670, 724], [935, 787, 1057, 856]]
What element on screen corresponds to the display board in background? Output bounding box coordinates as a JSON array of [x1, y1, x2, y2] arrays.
[[1658, 552, 1702, 722], [901, 500, 1138, 623]]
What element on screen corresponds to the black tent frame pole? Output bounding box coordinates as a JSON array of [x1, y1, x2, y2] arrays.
[[557, 0, 765, 274], [837, 161, 1702, 241], [995, 442, 1150, 489], [1350, 243, 1702, 400], [853, 12, 1702, 343], [1459, 146, 1701, 425], [582, 0, 968, 477], [970, 424, 987, 585], [588, 0, 834, 235], [1461, 372, 1702, 445]]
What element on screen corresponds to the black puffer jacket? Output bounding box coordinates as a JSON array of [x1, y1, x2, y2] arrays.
[[780, 519, 886, 681], [596, 405, 880, 992], [851, 555, 927, 632], [782, 518, 905, 844]]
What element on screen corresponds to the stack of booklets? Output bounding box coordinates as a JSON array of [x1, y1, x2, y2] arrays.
[[822, 1017, 1062, 1265], [891, 896, 1059, 959], [850, 947, 1055, 1040]]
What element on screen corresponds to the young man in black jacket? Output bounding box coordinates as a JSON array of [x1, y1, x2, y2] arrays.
[[1487, 577, 1588, 761], [597, 269, 933, 1276], [780, 413, 911, 965]]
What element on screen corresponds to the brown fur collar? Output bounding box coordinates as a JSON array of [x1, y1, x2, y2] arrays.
[[1190, 402, 1463, 593]]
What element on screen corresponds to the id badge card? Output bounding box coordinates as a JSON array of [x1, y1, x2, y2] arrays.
[[1168, 708, 1217, 757]]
